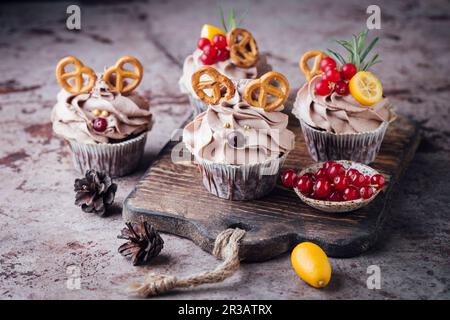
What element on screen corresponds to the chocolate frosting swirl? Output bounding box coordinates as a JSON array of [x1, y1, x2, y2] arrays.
[[179, 49, 271, 97], [183, 80, 295, 165], [293, 76, 396, 134], [51, 78, 152, 144]]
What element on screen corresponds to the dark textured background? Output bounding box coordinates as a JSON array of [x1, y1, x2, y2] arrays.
[[0, 0, 449, 299]]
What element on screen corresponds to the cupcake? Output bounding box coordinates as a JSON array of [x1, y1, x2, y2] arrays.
[[179, 11, 272, 116], [292, 30, 396, 164], [183, 66, 295, 200], [51, 55, 152, 177]]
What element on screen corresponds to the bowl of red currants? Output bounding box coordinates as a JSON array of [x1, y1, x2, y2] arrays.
[[280, 160, 386, 213]]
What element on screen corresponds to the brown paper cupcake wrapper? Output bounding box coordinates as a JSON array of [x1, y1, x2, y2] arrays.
[[300, 118, 389, 164], [67, 131, 147, 177], [193, 153, 288, 201]]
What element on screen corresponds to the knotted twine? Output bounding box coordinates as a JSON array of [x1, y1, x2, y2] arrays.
[[127, 228, 246, 297]]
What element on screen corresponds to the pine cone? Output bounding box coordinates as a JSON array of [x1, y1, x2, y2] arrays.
[[118, 218, 164, 266], [74, 170, 117, 217]]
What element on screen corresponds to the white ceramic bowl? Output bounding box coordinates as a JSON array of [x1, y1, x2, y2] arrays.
[[294, 160, 384, 213]]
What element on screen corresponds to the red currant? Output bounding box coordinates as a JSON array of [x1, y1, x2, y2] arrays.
[[333, 174, 348, 192], [371, 174, 385, 189], [202, 44, 218, 59], [320, 57, 337, 72], [315, 79, 334, 96], [360, 186, 374, 199], [313, 178, 333, 199], [212, 34, 227, 49], [197, 37, 211, 51], [349, 172, 367, 187], [200, 53, 215, 65], [280, 169, 297, 188], [315, 168, 328, 180], [341, 63, 357, 80], [296, 175, 314, 195], [93, 118, 107, 132], [327, 163, 345, 180], [322, 160, 336, 171], [364, 175, 371, 186], [328, 191, 343, 202], [323, 68, 341, 82], [346, 168, 360, 178], [216, 48, 230, 62], [343, 186, 360, 201], [334, 80, 349, 96]]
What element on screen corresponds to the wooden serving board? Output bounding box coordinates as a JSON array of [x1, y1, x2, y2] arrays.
[[123, 115, 420, 261]]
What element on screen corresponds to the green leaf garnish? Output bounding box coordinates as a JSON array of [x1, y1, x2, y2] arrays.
[[328, 30, 381, 71], [218, 5, 248, 32]]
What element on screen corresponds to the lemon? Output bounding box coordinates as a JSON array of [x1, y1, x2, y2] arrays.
[[349, 71, 383, 106], [291, 242, 331, 288], [200, 24, 226, 42]]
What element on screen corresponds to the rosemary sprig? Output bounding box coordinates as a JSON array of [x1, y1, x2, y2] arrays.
[[327, 30, 381, 71], [218, 5, 248, 32]]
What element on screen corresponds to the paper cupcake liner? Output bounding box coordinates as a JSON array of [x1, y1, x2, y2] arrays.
[[67, 132, 147, 177], [188, 95, 209, 117], [300, 118, 389, 164], [192, 153, 288, 201]]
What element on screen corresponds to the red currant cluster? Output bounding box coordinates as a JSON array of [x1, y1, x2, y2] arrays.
[[315, 57, 357, 96], [197, 34, 230, 65], [281, 161, 385, 202]]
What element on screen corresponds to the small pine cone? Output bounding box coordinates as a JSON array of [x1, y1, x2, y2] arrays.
[[118, 218, 164, 266], [74, 170, 117, 217]]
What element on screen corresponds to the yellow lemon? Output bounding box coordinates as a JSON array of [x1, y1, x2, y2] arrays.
[[291, 242, 331, 288], [349, 71, 383, 106], [200, 24, 226, 42]]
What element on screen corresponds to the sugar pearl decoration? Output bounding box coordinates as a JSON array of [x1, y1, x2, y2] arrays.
[[92, 109, 101, 117], [244, 125, 251, 130], [223, 122, 231, 129], [101, 110, 110, 117]]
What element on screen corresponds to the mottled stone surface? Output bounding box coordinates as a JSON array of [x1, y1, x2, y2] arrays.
[[0, 0, 449, 299]]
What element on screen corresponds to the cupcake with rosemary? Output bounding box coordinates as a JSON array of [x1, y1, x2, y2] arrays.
[[292, 30, 396, 164], [179, 8, 272, 116], [183, 66, 295, 200], [51, 55, 152, 177]]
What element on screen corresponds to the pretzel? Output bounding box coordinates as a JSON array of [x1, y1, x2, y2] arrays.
[[299, 50, 327, 81], [191, 66, 235, 105], [243, 71, 289, 112], [103, 56, 143, 94], [227, 28, 259, 68], [55, 56, 97, 94]]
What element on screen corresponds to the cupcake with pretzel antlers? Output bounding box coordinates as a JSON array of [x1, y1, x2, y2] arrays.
[[51, 55, 153, 177], [179, 10, 272, 116], [183, 66, 295, 200], [292, 31, 396, 164]]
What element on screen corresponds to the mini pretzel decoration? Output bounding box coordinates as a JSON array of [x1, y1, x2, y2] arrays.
[[299, 50, 327, 81], [55, 56, 97, 94], [227, 28, 259, 68], [103, 56, 143, 94], [243, 71, 289, 112], [191, 66, 235, 105]]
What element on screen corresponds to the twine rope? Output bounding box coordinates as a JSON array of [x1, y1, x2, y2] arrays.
[[127, 228, 246, 297]]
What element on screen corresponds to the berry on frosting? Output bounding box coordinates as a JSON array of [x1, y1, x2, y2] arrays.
[[197, 37, 211, 50], [197, 24, 229, 65], [315, 79, 334, 96], [212, 34, 227, 49], [341, 63, 357, 80], [216, 48, 230, 62], [93, 117, 107, 132], [320, 57, 337, 72]]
